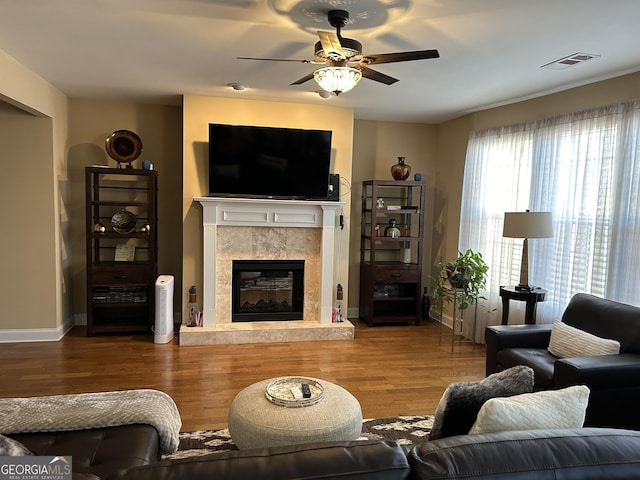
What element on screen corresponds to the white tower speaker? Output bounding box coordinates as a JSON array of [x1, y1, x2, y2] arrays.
[[154, 275, 174, 344]]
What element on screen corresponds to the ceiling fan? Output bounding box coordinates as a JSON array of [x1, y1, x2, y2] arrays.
[[237, 9, 440, 95]]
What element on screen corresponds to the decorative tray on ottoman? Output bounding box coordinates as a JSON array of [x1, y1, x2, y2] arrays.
[[265, 377, 325, 408]]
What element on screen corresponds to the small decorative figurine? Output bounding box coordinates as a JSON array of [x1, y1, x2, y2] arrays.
[[384, 219, 401, 238]]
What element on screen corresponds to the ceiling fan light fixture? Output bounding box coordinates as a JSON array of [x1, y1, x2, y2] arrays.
[[313, 66, 362, 95]]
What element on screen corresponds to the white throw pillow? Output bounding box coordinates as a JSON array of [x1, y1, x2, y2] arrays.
[[469, 385, 590, 434], [548, 320, 620, 358]]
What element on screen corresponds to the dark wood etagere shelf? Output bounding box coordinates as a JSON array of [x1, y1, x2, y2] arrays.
[[85, 167, 158, 336], [359, 180, 426, 326]]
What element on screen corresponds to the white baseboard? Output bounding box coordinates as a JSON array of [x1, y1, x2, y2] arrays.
[[438, 313, 453, 329], [0, 316, 75, 343]]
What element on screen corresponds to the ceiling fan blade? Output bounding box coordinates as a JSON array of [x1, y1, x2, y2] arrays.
[[237, 56, 313, 63], [317, 30, 345, 60], [290, 72, 316, 86], [356, 49, 440, 65], [358, 66, 399, 85]]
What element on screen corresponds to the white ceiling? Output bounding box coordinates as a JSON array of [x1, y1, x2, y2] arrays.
[[1, 0, 639, 123]]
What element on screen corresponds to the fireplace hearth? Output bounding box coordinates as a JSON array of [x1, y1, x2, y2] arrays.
[[232, 260, 304, 322]]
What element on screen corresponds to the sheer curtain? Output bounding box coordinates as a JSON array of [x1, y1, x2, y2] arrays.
[[459, 99, 640, 342]]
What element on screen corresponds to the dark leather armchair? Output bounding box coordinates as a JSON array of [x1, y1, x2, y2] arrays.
[[485, 293, 640, 430]]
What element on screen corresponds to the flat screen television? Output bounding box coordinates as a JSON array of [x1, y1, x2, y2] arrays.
[[208, 123, 333, 200]]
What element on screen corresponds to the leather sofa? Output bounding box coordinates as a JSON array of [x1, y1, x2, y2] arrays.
[[9, 424, 161, 480], [485, 293, 640, 430], [9, 425, 640, 479], [121, 427, 640, 479]]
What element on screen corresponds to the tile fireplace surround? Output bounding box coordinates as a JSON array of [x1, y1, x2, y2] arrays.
[[180, 197, 354, 345]]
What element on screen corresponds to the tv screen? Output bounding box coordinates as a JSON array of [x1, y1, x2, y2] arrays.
[[208, 123, 333, 200]]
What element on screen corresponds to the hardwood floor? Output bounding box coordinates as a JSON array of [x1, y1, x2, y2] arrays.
[[0, 319, 486, 432]]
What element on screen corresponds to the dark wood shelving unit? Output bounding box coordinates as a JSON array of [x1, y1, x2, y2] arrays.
[[85, 167, 158, 336], [359, 180, 425, 326]]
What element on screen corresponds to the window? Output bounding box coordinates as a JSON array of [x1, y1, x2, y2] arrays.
[[459, 100, 640, 338]]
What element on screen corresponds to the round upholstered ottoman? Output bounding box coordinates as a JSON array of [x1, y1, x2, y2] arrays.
[[228, 377, 362, 449]]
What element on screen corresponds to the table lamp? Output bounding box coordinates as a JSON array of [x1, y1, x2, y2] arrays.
[[503, 210, 553, 291]]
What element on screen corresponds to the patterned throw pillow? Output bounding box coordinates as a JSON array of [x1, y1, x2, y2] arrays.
[[0, 434, 33, 456], [548, 320, 620, 358], [469, 385, 590, 434], [429, 365, 534, 440]]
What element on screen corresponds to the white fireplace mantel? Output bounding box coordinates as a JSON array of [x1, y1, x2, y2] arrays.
[[195, 197, 343, 327]]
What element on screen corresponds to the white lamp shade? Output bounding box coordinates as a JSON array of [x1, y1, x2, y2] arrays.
[[503, 211, 553, 239], [313, 66, 362, 95]]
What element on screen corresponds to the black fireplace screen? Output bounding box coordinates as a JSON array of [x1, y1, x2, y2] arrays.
[[232, 260, 304, 321]]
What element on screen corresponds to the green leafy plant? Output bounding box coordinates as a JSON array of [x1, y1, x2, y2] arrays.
[[432, 249, 490, 311]]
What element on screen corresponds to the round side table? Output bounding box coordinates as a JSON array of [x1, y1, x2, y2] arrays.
[[499, 285, 547, 324]]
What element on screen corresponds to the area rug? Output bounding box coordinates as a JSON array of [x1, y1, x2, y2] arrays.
[[162, 415, 433, 460]]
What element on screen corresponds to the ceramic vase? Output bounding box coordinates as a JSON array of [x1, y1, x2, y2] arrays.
[[421, 287, 431, 320], [391, 157, 411, 180]]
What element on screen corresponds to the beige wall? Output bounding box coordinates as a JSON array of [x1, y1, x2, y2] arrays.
[[67, 99, 184, 318], [435, 71, 640, 280], [349, 120, 438, 312], [0, 111, 56, 330], [0, 48, 69, 339], [182, 95, 354, 321], [4, 38, 640, 339]]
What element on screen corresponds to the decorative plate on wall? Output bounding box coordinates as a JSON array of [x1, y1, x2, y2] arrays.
[[105, 130, 143, 166]]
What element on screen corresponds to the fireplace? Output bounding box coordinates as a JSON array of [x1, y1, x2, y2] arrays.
[[232, 260, 304, 322], [182, 196, 354, 345]]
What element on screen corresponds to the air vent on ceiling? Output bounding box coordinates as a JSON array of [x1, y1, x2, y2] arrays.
[[542, 52, 601, 70]]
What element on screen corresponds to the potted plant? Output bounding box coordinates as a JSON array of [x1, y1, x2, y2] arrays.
[[432, 249, 490, 311]]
